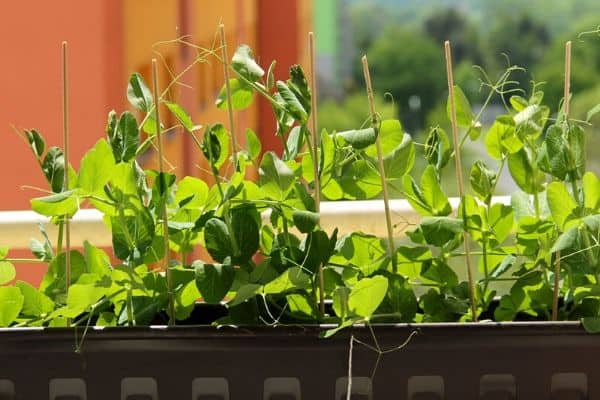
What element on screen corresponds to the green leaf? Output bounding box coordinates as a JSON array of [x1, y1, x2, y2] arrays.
[[127, 73, 153, 112], [259, 152, 295, 200], [201, 124, 230, 169], [83, 241, 112, 277], [276, 80, 308, 123], [194, 261, 235, 304], [485, 117, 520, 160], [544, 125, 569, 180], [175, 176, 209, 209], [336, 128, 377, 149], [0, 287, 24, 327], [0, 261, 16, 285], [204, 218, 233, 263], [174, 280, 200, 320], [510, 95, 528, 112], [110, 209, 155, 261], [42, 147, 65, 193], [383, 133, 415, 181], [424, 126, 451, 169], [551, 226, 579, 253], [228, 283, 261, 307], [24, 129, 45, 160], [419, 217, 463, 247], [582, 317, 600, 333], [339, 160, 382, 200], [285, 125, 305, 160], [246, 128, 261, 161], [489, 203, 514, 244], [16, 281, 54, 317], [332, 233, 387, 276], [287, 65, 311, 116], [0, 247, 7, 259], [447, 85, 473, 128], [286, 294, 317, 318], [31, 190, 79, 217], [470, 160, 496, 202], [231, 206, 260, 262], [216, 78, 255, 110], [348, 275, 388, 320], [64, 277, 107, 317], [78, 139, 115, 194], [584, 172, 600, 211], [508, 149, 545, 194], [39, 250, 86, 301], [231, 44, 264, 82], [166, 102, 195, 132], [547, 182, 578, 230], [490, 255, 517, 279], [293, 210, 319, 233], [263, 267, 310, 295], [404, 165, 451, 216], [586, 104, 600, 122]]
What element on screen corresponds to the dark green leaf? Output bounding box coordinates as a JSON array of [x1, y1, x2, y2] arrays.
[[24, 129, 45, 160], [204, 218, 233, 263], [337, 128, 377, 149], [41, 147, 65, 193], [293, 210, 319, 233], [419, 217, 463, 247], [194, 261, 235, 304]]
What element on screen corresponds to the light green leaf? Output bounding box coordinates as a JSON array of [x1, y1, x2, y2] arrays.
[[419, 217, 463, 247], [332, 233, 387, 277], [64, 278, 107, 317], [336, 128, 377, 149], [78, 139, 115, 194], [348, 275, 388, 320], [127, 73, 153, 112], [470, 160, 496, 202], [259, 152, 295, 200], [551, 226, 579, 253], [231, 44, 264, 81], [0, 261, 16, 285], [216, 78, 255, 110], [16, 281, 54, 317], [166, 102, 195, 132], [447, 85, 473, 128], [263, 267, 310, 295], [31, 190, 79, 217], [83, 241, 112, 277], [175, 176, 209, 209], [508, 149, 545, 194], [384, 133, 414, 181], [0, 287, 24, 327], [584, 172, 600, 211], [286, 294, 317, 317], [547, 182, 578, 230], [246, 129, 261, 161], [201, 124, 230, 169], [0, 247, 7, 259]]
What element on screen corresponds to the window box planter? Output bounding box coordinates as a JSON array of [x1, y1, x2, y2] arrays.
[[1, 34, 600, 400], [0, 322, 595, 399]]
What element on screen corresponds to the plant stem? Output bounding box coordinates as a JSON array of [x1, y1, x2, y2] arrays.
[[444, 41, 477, 322], [3, 258, 47, 264], [151, 59, 175, 326], [219, 24, 239, 170], [62, 42, 72, 325], [309, 32, 326, 315], [361, 55, 397, 273], [553, 41, 572, 321]]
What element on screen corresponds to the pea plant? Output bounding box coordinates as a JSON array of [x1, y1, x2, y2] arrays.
[[1, 37, 600, 337]]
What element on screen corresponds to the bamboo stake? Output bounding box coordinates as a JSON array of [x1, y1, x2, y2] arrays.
[[309, 32, 325, 315], [444, 41, 477, 322], [151, 59, 175, 326], [219, 24, 239, 169], [361, 55, 397, 272], [553, 41, 572, 321], [62, 41, 72, 310]]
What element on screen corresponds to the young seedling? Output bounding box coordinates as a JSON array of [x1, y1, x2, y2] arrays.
[[444, 41, 477, 322], [219, 24, 239, 169], [308, 32, 325, 315], [62, 41, 72, 307], [151, 59, 175, 326], [553, 41, 572, 321], [361, 55, 397, 272]]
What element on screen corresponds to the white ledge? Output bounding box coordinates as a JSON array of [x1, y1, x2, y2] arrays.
[[0, 196, 512, 249]]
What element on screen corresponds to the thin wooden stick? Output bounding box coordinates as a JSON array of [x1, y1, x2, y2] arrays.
[[362, 55, 397, 272], [219, 24, 238, 169], [553, 41, 572, 321], [62, 41, 72, 309], [309, 32, 326, 315], [444, 41, 477, 322], [152, 59, 175, 326]]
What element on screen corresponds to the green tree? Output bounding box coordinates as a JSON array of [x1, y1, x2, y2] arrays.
[[366, 28, 445, 131], [318, 93, 397, 133], [424, 8, 482, 65]]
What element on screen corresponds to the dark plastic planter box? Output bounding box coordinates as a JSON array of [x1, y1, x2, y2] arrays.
[[0, 322, 595, 399]]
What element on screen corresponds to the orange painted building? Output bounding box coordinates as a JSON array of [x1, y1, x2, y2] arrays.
[[0, 0, 312, 283]]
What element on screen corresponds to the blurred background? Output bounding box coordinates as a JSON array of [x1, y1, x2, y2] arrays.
[[1, 0, 599, 210]]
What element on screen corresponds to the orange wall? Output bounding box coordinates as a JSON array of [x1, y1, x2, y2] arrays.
[[0, 0, 123, 211]]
